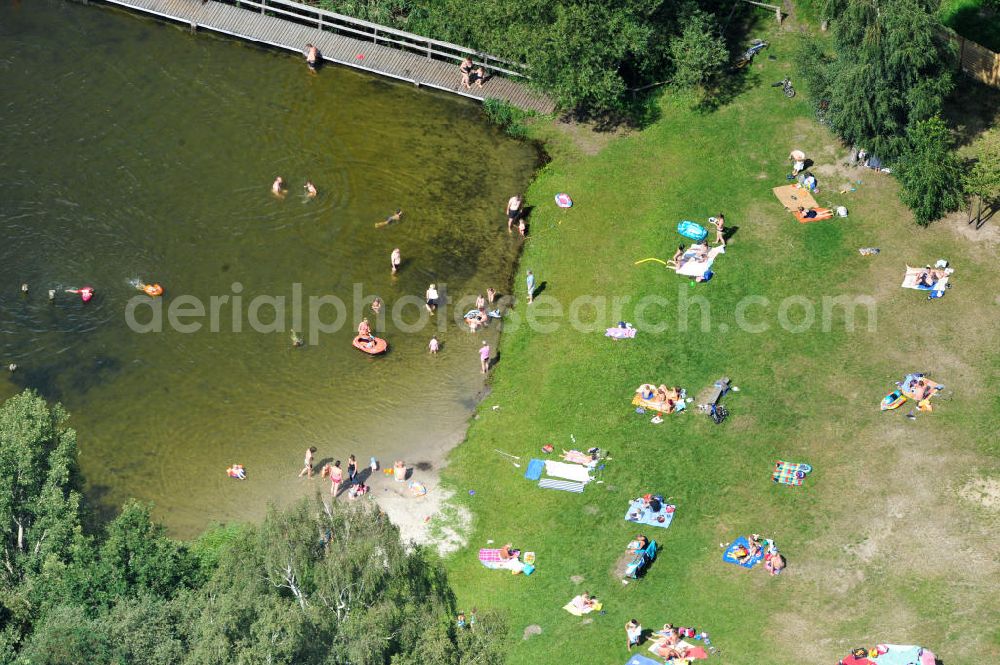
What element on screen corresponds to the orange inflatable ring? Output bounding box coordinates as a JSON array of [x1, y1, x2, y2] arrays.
[[143, 283, 164, 297]]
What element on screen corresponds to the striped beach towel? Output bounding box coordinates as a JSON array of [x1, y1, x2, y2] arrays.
[[772, 460, 812, 486], [538, 478, 585, 493]]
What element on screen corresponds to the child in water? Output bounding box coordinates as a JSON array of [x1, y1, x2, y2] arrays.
[[429, 336, 440, 354], [66, 286, 94, 302], [304, 180, 318, 198], [271, 176, 286, 198]]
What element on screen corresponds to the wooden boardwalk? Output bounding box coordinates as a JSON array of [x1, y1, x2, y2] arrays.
[[98, 0, 556, 114]]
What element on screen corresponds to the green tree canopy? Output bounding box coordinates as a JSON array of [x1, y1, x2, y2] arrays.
[[821, 0, 955, 160], [896, 116, 964, 225], [0, 390, 83, 629], [668, 4, 729, 90]]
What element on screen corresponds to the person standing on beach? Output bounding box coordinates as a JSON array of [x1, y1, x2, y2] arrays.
[[298, 447, 317, 478], [347, 455, 358, 485], [526, 270, 535, 304], [486, 287, 497, 304], [329, 460, 344, 497], [506, 195, 523, 232], [391, 248, 401, 274], [479, 340, 490, 374]]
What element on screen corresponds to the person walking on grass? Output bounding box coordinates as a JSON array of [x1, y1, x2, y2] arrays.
[[479, 340, 490, 374], [526, 270, 535, 304], [298, 446, 317, 478]]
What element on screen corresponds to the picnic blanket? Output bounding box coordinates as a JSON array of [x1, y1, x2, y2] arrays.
[[675, 245, 725, 277], [648, 640, 708, 660], [872, 646, 925, 665], [479, 549, 520, 571], [773, 184, 818, 211], [625, 497, 676, 528], [900, 374, 943, 401], [606, 326, 637, 339], [722, 537, 764, 568], [563, 597, 603, 616], [773, 460, 812, 486], [544, 460, 592, 483], [901, 266, 951, 293]]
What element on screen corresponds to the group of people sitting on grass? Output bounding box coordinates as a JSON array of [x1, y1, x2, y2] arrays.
[[732, 534, 785, 574], [637, 384, 683, 410], [666, 241, 710, 269], [629, 623, 705, 660]]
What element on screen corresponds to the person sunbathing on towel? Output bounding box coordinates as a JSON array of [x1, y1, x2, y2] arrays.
[[666, 245, 685, 268], [499, 543, 517, 560], [571, 592, 598, 612], [688, 241, 709, 262], [627, 535, 649, 554]]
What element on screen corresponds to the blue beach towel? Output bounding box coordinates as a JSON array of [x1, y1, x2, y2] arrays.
[[723, 536, 764, 568], [524, 459, 544, 481], [624, 497, 676, 529], [624, 655, 661, 665]]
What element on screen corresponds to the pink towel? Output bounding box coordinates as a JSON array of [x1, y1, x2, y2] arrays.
[[479, 548, 502, 564], [606, 327, 637, 339]]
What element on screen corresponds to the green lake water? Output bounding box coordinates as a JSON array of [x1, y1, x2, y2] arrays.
[[0, 0, 538, 536]]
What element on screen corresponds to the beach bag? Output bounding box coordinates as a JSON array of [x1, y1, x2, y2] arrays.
[[710, 405, 728, 424], [836, 206, 848, 217]]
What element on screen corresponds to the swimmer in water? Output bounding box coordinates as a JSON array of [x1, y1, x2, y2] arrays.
[[48, 290, 55, 301], [390, 248, 401, 274], [290, 330, 304, 347], [375, 209, 403, 228], [66, 287, 94, 302], [304, 180, 318, 198], [272, 176, 286, 198], [305, 43, 320, 70], [20, 283, 28, 294], [371, 297, 383, 315]]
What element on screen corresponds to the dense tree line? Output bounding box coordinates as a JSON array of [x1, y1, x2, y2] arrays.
[[314, 0, 733, 114], [0, 390, 505, 665], [799, 0, 974, 225]]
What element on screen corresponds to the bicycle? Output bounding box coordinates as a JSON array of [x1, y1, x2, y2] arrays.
[[771, 78, 795, 98], [734, 39, 768, 68]]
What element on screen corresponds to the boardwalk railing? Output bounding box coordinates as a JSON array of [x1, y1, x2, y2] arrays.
[[223, 0, 530, 79]]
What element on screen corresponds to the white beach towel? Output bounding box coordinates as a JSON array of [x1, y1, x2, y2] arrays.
[[543, 460, 592, 483]]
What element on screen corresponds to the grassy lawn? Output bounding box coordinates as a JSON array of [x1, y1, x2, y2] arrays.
[[438, 27, 1000, 665], [940, 0, 1000, 51]]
